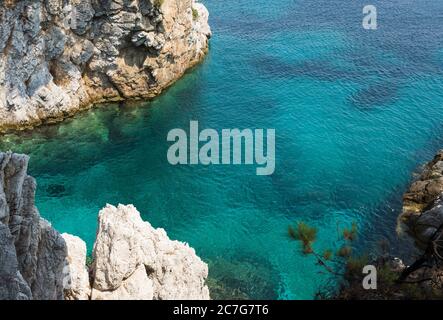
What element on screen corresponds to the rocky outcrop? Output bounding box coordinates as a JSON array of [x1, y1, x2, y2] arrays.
[[398, 150, 443, 249], [67, 204, 210, 300], [334, 150, 443, 300], [0, 152, 66, 300], [0, 0, 211, 132], [62, 233, 91, 300], [402, 151, 443, 216], [0, 152, 210, 300], [0, 223, 32, 300], [90, 204, 210, 300]]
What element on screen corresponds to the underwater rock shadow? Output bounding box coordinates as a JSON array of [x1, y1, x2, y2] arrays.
[[250, 56, 360, 82], [206, 254, 283, 300], [348, 81, 400, 109], [45, 183, 68, 198], [250, 55, 414, 110]]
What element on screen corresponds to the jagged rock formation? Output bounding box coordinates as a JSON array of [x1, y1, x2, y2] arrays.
[[62, 233, 91, 300], [0, 152, 210, 300], [0, 222, 32, 300], [89, 204, 210, 300], [398, 150, 443, 249], [0, 152, 66, 300], [0, 0, 211, 132]]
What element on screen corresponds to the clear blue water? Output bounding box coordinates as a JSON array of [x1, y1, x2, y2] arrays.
[[2, 0, 443, 299]]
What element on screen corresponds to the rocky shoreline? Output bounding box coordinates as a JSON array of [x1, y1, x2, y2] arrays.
[[3, 148, 443, 300], [337, 150, 443, 299], [0, 152, 210, 300], [398, 150, 443, 249], [0, 0, 211, 132], [0, 0, 213, 300]]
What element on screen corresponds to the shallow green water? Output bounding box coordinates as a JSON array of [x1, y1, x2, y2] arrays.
[[2, 0, 443, 299]]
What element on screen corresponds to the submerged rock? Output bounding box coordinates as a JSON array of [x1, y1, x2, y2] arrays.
[[0, 152, 210, 300], [207, 256, 281, 300], [45, 184, 67, 197], [0, 0, 211, 132]]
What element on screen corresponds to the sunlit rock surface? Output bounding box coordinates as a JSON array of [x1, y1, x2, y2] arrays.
[[0, 152, 210, 300], [0, 0, 211, 132], [399, 150, 443, 248], [62, 233, 91, 300], [91, 204, 210, 300]]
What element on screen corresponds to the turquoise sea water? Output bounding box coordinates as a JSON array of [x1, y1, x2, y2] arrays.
[[2, 0, 443, 299]]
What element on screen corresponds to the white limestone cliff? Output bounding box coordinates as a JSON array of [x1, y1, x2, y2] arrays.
[[62, 233, 91, 300], [90, 204, 210, 300], [0, 152, 210, 300]]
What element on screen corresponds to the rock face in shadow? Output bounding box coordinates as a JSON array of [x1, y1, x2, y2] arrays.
[[0, 152, 210, 300], [0, 223, 32, 300], [0, 152, 66, 300], [0, 0, 211, 132], [398, 150, 443, 249]]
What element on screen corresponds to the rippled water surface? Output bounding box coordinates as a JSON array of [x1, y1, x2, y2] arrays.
[[2, 0, 443, 299]]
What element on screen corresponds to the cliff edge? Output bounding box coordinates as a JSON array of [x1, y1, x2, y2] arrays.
[[0, 0, 211, 132], [398, 150, 443, 249], [0, 152, 210, 300]]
